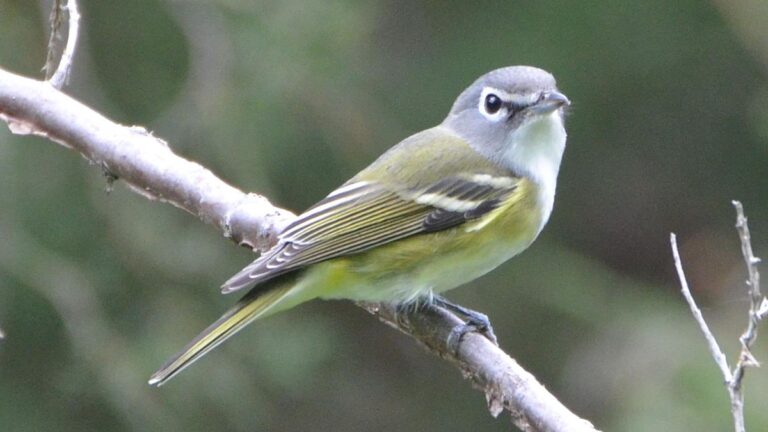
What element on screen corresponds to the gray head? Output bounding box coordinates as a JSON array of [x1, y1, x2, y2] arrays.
[[442, 66, 570, 188]]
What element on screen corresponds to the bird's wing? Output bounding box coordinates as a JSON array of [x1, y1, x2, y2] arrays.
[[221, 174, 519, 293]]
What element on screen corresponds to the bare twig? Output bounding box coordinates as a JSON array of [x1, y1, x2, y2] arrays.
[[730, 201, 764, 413], [0, 67, 598, 432], [43, 0, 64, 79], [44, 0, 80, 88], [670, 233, 733, 381], [670, 202, 765, 432]]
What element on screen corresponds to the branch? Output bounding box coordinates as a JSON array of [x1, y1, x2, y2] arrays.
[[730, 201, 764, 421], [670, 202, 765, 432], [670, 233, 733, 381], [364, 303, 598, 431], [0, 68, 294, 251], [0, 67, 598, 432], [44, 0, 80, 88]]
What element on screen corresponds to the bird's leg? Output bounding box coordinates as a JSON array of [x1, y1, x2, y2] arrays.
[[430, 295, 498, 352]]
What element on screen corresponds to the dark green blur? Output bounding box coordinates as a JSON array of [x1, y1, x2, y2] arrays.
[[1, 0, 767, 430]]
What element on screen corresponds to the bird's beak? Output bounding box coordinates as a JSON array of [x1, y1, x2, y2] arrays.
[[531, 90, 570, 115]]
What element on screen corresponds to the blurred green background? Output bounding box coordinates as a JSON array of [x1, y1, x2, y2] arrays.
[[1, 0, 767, 430]]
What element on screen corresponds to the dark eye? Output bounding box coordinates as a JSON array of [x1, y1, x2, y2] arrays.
[[484, 93, 503, 114]]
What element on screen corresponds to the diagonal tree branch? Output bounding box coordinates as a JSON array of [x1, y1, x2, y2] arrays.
[[0, 66, 598, 432], [0, 67, 295, 252]]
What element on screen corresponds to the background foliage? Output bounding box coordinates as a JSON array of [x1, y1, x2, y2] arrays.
[[1, 1, 767, 430]]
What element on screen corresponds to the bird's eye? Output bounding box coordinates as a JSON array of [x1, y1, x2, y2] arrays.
[[484, 93, 503, 114]]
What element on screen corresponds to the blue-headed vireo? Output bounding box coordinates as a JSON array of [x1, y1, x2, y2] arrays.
[[150, 65, 570, 385]]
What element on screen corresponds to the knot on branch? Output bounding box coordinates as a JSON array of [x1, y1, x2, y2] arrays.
[[224, 193, 295, 251]]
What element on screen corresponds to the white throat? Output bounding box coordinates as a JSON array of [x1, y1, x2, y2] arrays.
[[501, 111, 567, 230]]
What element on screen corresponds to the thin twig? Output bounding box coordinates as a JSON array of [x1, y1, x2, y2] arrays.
[[732, 201, 763, 374], [670, 233, 733, 381], [45, 0, 80, 88], [671, 202, 765, 432], [43, 0, 63, 79], [728, 201, 764, 431]]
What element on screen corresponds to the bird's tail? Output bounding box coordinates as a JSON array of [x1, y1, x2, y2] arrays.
[[149, 276, 300, 386]]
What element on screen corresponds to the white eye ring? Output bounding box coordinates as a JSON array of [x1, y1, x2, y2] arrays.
[[478, 87, 508, 121]]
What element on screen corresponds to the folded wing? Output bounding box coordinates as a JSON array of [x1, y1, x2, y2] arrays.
[[221, 175, 519, 293]]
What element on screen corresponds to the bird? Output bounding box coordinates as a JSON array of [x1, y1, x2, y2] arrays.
[[149, 65, 570, 386]]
